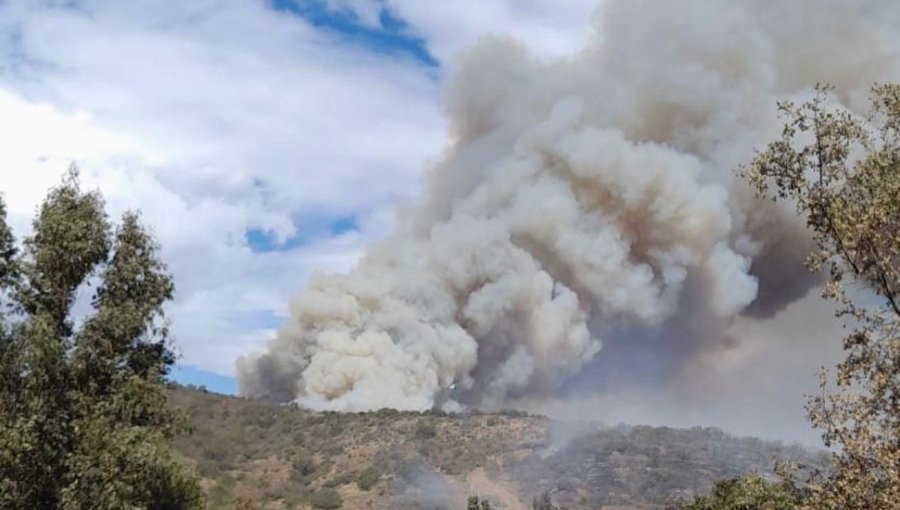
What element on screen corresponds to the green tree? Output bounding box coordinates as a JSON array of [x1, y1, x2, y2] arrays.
[[466, 495, 494, 510], [0, 195, 15, 289], [745, 84, 900, 510], [676, 474, 802, 510], [0, 169, 203, 509]]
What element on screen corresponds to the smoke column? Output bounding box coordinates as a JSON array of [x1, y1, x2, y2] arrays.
[[237, 0, 900, 415]]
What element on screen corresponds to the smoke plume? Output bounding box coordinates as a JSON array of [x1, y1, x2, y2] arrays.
[[237, 0, 900, 419]]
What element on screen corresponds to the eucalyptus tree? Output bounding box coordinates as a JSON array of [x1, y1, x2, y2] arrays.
[[0, 169, 203, 509]]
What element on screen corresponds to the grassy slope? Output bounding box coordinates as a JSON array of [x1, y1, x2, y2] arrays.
[[169, 386, 824, 510]]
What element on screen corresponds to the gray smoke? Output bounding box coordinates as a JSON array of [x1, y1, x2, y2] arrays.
[[389, 467, 461, 510], [237, 0, 900, 417]]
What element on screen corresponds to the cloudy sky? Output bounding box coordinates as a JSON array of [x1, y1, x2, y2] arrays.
[[0, 0, 604, 392]]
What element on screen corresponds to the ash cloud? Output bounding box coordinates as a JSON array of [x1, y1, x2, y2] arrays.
[[237, 0, 900, 422]]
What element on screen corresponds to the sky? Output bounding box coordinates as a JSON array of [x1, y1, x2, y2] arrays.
[[0, 0, 603, 393]]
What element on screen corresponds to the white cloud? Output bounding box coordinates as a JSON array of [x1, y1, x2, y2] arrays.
[[0, 88, 159, 230], [0, 0, 611, 377], [0, 0, 446, 375], [326, 0, 604, 64]]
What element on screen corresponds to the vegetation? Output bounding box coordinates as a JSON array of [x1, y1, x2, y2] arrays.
[[355, 465, 381, 491], [307, 488, 342, 509], [532, 491, 559, 510], [747, 84, 900, 509], [747, 85, 900, 510], [169, 386, 822, 509], [0, 170, 203, 509], [680, 84, 900, 508], [676, 474, 803, 510], [466, 495, 494, 510]]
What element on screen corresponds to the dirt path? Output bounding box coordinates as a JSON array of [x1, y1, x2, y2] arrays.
[[466, 467, 527, 510]]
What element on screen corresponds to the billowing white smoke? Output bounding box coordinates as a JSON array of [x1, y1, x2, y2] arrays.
[[237, 0, 900, 413]]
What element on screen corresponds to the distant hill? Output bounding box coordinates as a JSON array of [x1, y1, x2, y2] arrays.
[[169, 386, 826, 510]]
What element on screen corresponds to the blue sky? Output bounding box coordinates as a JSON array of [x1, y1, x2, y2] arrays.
[[0, 0, 598, 395], [272, 0, 438, 67], [169, 364, 239, 395]]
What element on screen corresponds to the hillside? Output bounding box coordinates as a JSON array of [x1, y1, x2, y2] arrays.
[[169, 386, 825, 510]]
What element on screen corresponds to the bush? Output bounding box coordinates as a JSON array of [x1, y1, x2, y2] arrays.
[[308, 488, 343, 509], [414, 421, 437, 440], [356, 466, 381, 491], [466, 495, 494, 510], [375, 408, 400, 418], [292, 455, 316, 477]]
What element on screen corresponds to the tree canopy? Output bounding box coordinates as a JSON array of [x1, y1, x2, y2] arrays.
[[680, 84, 900, 509], [0, 169, 203, 509], [677, 474, 802, 510], [745, 84, 900, 510]]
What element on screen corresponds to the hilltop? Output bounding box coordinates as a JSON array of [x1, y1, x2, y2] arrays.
[[169, 386, 825, 510]]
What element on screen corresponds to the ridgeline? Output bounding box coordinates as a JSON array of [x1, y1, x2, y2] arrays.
[[170, 386, 824, 510]]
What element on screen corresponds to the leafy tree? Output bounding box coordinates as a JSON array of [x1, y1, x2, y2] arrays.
[[676, 474, 803, 510], [0, 169, 203, 509], [0, 196, 15, 289], [466, 495, 494, 510], [744, 84, 900, 510]]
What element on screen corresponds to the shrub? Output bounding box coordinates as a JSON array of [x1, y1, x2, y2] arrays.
[[292, 455, 316, 477], [356, 466, 381, 491], [414, 421, 437, 440], [308, 488, 343, 509]]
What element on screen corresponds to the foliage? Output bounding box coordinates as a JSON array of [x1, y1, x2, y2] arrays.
[[675, 473, 803, 510], [467, 495, 494, 510], [532, 491, 558, 510], [0, 169, 203, 509], [307, 487, 342, 509], [744, 84, 900, 509], [292, 454, 318, 479], [355, 465, 380, 491], [0, 196, 15, 291], [414, 421, 437, 439]]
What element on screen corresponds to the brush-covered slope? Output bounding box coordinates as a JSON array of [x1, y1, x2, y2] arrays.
[[169, 386, 824, 509]]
